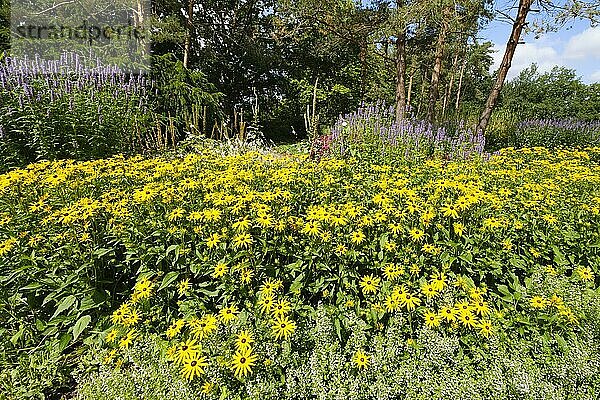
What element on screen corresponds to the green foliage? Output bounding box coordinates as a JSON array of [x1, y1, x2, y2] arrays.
[[76, 290, 600, 400], [150, 54, 223, 139], [499, 65, 600, 122], [0, 0, 9, 54], [0, 60, 153, 171], [2, 146, 600, 396]]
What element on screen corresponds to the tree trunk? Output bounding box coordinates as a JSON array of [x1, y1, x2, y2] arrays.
[[359, 42, 368, 99], [183, 0, 195, 68], [395, 27, 407, 122], [476, 0, 533, 134], [427, 14, 448, 124], [442, 54, 459, 118], [455, 55, 467, 111], [395, 0, 407, 122], [417, 66, 427, 116], [407, 70, 414, 112]]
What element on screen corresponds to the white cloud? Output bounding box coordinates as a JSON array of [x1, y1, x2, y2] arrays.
[[591, 70, 600, 82], [491, 42, 563, 80], [564, 27, 600, 59]]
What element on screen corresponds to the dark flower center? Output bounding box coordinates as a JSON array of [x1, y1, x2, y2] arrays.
[[240, 357, 246, 363], [241, 339, 246, 343], [281, 323, 286, 328], [191, 361, 197, 367], [182, 346, 188, 351]]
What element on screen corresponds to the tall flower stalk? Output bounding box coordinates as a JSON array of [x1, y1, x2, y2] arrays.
[[317, 102, 487, 162]]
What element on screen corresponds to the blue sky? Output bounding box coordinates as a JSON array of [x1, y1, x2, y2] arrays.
[[481, 7, 600, 83]]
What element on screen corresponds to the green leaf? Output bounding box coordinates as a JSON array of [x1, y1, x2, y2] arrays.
[[10, 327, 24, 345], [158, 271, 180, 291], [334, 317, 342, 342], [459, 252, 473, 263], [58, 333, 72, 353], [166, 244, 179, 255], [73, 315, 91, 341], [51, 295, 77, 320], [289, 273, 305, 294]]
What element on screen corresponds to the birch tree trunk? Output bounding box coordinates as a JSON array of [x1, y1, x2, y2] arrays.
[[183, 0, 195, 68], [455, 55, 467, 111]]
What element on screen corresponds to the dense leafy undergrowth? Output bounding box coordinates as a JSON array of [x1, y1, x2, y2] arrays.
[[2, 146, 600, 399]]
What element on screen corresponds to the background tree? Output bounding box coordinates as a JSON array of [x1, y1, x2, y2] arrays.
[[476, 0, 600, 134]]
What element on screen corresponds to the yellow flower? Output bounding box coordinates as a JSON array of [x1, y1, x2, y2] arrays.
[[166, 318, 186, 339], [259, 278, 279, 295], [424, 310, 440, 328], [359, 275, 381, 294], [118, 329, 136, 349], [111, 303, 131, 325], [421, 283, 438, 299], [472, 300, 490, 316], [548, 294, 564, 308], [302, 221, 321, 236], [530, 296, 546, 309], [439, 306, 456, 322], [240, 268, 254, 284], [181, 355, 208, 380], [271, 315, 296, 340], [206, 233, 221, 248], [458, 311, 477, 328], [408, 228, 425, 241], [383, 263, 404, 281], [213, 262, 228, 278], [232, 233, 253, 249], [350, 230, 366, 245], [453, 222, 465, 236], [575, 266, 594, 282], [440, 203, 459, 219], [201, 382, 215, 394], [219, 305, 238, 323], [478, 320, 494, 338], [231, 347, 258, 379], [352, 350, 369, 369], [430, 272, 447, 291], [173, 339, 201, 365], [178, 279, 191, 296], [272, 299, 291, 318], [123, 309, 140, 326], [132, 277, 153, 302], [105, 329, 119, 343], [258, 294, 275, 313], [235, 330, 254, 351], [398, 292, 421, 311], [388, 222, 403, 235], [232, 218, 251, 232]]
